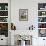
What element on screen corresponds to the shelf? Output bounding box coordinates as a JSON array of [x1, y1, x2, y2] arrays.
[[0, 16, 8, 17], [38, 28, 46, 29], [0, 10, 8, 11], [38, 16, 46, 17], [38, 3, 46, 37], [38, 22, 46, 23], [0, 22, 8, 23], [38, 10, 46, 11], [0, 3, 8, 37]]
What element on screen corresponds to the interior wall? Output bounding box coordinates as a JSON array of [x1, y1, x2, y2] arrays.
[[11, 0, 38, 30], [11, 0, 46, 30], [11, 0, 46, 46]]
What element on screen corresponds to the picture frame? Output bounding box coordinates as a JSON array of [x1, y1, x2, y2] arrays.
[[19, 9, 28, 21]]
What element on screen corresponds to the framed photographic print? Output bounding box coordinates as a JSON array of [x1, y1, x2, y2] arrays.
[[19, 9, 28, 21]]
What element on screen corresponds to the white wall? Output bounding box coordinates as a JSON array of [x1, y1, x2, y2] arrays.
[[11, 0, 38, 30], [11, 0, 46, 30], [11, 0, 46, 46]]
